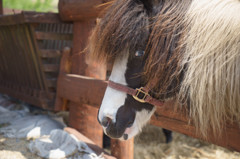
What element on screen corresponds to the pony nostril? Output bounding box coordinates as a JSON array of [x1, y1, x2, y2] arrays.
[[101, 117, 112, 127]]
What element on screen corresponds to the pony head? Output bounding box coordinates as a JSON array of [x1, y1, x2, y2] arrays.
[[89, 0, 189, 140]]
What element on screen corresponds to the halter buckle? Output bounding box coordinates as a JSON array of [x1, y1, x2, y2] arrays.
[[132, 87, 149, 103]]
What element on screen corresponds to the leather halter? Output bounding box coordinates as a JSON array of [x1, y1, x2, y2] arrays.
[[108, 80, 164, 107]]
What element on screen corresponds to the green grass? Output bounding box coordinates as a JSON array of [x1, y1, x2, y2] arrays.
[[3, 0, 57, 12]]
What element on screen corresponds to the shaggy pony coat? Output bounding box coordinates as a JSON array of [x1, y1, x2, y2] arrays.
[[89, 0, 240, 138], [180, 0, 240, 137]]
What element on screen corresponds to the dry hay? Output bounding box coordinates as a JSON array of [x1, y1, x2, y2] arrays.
[[134, 125, 240, 159]]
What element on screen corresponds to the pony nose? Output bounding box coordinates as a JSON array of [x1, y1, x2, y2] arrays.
[[101, 117, 112, 128]]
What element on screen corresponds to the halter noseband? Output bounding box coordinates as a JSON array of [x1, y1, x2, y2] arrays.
[[108, 80, 164, 107]]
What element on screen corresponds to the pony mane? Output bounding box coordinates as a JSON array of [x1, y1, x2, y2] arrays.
[[180, 0, 240, 138], [144, 0, 191, 99], [89, 0, 149, 63]]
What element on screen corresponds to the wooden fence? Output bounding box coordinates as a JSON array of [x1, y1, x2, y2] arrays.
[[0, 12, 73, 109]]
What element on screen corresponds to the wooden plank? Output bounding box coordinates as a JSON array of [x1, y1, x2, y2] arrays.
[[23, 12, 63, 24], [0, 14, 25, 26], [0, 84, 52, 109], [0, 12, 68, 26], [46, 78, 57, 88], [64, 127, 116, 159], [58, 0, 112, 21], [57, 74, 107, 108], [43, 64, 59, 72], [35, 31, 73, 41], [41, 49, 61, 58], [35, 31, 73, 40], [27, 24, 48, 91], [54, 47, 71, 111], [151, 110, 240, 152], [67, 21, 105, 148]]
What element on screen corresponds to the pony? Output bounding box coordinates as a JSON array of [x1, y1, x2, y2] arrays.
[[89, 0, 240, 140]]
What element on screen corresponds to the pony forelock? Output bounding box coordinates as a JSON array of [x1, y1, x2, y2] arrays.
[[88, 0, 149, 63]]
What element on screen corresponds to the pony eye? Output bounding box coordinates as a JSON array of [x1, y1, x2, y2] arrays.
[[135, 50, 145, 57]]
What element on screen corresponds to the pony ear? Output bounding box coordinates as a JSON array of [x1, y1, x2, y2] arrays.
[[139, 0, 153, 12]]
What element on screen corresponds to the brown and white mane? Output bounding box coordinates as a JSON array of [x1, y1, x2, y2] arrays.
[[89, 0, 240, 139]]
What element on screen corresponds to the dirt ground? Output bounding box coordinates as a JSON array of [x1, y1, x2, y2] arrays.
[[1, 125, 240, 159], [0, 96, 240, 159], [0, 134, 41, 159]]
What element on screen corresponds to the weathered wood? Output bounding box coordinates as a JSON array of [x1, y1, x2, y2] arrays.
[[57, 74, 107, 107], [0, 84, 52, 109], [67, 21, 105, 148], [58, 0, 112, 21], [46, 78, 57, 88], [35, 31, 73, 40], [41, 49, 61, 58], [111, 139, 134, 159], [0, 12, 72, 110], [64, 127, 116, 159], [43, 64, 59, 72], [55, 47, 71, 111], [0, 0, 3, 15], [23, 12, 63, 23], [0, 12, 63, 26]]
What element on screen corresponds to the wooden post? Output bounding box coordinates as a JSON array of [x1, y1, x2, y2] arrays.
[[0, 0, 3, 15], [58, 0, 135, 157], [111, 139, 134, 159], [68, 21, 105, 147], [58, 0, 111, 21]]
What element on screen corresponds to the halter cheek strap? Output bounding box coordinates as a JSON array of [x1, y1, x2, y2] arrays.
[[108, 80, 164, 107]]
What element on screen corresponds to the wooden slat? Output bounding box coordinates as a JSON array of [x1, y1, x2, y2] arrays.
[[0, 12, 65, 26], [46, 78, 57, 87], [0, 84, 52, 109], [41, 49, 61, 58], [57, 74, 107, 108], [43, 64, 59, 72], [54, 47, 71, 111], [0, 14, 25, 25], [35, 31, 73, 40], [0, 0, 3, 15], [23, 12, 63, 24], [151, 110, 240, 152], [27, 24, 47, 90]]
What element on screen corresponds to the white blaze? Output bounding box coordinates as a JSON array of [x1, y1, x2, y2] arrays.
[[98, 53, 129, 123], [98, 52, 156, 140]]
